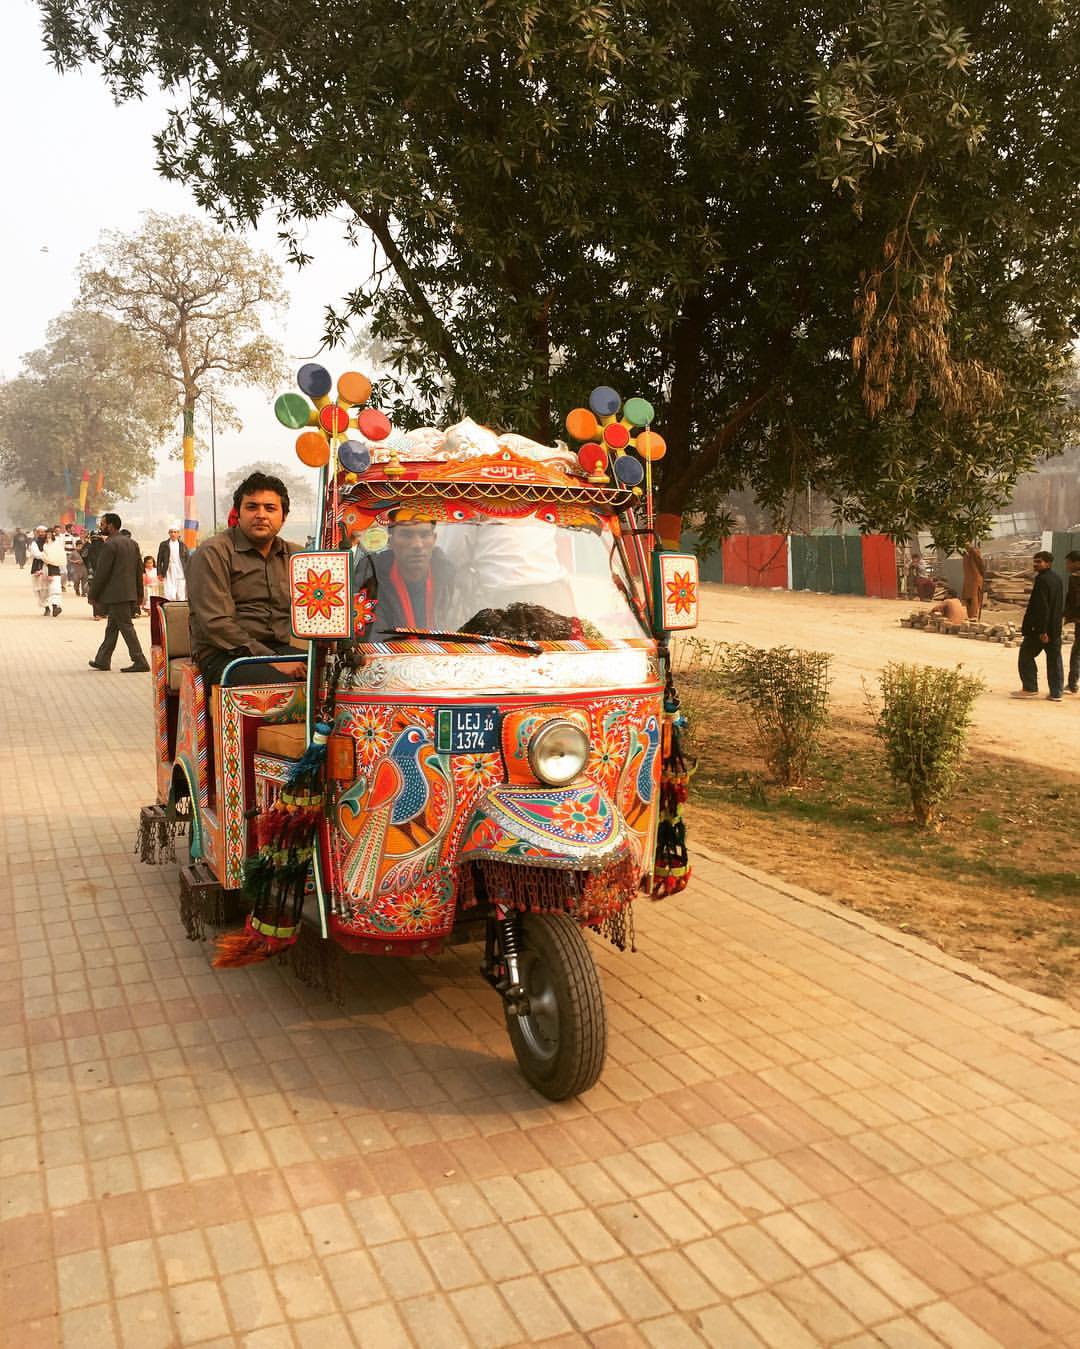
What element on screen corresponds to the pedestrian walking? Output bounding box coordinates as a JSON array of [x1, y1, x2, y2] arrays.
[[81, 531, 106, 619], [0, 529, 9, 563], [961, 543, 985, 620], [142, 556, 159, 614], [156, 523, 190, 602], [68, 542, 89, 596], [60, 525, 78, 592], [1011, 550, 1065, 701], [28, 526, 50, 613], [87, 513, 149, 672], [13, 528, 28, 568], [42, 529, 66, 616], [1065, 549, 1080, 696]]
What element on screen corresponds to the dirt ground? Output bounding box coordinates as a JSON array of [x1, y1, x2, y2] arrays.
[[680, 584, 1080, 1007], [693, 582, 1080, 768]]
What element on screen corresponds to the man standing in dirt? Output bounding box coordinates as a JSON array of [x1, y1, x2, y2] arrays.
[[961, 543, 985, 620], [1065, 549, 1080, 696], [1012, 550, 1064, 701]]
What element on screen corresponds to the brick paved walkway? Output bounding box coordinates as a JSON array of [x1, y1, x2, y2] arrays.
[[2, 559, 1080, 1347]]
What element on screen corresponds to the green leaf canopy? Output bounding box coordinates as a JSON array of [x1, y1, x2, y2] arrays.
[[39, 0, 1080, 546], [0, 309, 173, 510]]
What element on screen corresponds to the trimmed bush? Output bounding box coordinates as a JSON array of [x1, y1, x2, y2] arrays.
[[716, 643, 832, 786], [869, 662, 985, 828]]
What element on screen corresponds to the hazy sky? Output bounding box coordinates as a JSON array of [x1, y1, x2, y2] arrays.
[[0, 0, 376, 503]]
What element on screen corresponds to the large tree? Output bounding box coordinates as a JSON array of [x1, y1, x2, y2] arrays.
[[0, 309, 174, 517], [78, 212, 286, 547], [41, 0, 1080, 547]]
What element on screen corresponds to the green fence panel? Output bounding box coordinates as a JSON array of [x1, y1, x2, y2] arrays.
[[1051, 531, 1080, 583], [790, 535, 817, 590], [792, 534, 864, 592], [683, 530, 724, 582], [823, 536, 843, 592], [837, 535, 866, 595]]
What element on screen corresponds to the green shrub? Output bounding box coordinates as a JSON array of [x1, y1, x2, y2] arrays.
[[715, 643, 832, 786], [869, 663, 985, 828]]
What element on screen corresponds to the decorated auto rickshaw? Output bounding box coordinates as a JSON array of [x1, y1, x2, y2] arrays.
[[139, 367, 699, 1099]]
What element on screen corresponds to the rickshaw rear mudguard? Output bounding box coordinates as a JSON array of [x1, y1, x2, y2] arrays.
[[156, 653, 307, 889], [322, 681, 662, 955]]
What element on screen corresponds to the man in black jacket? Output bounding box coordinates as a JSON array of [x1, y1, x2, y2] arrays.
[[87, 513, 149, 672], [1012, 550, 1064, 701], [1065, 549, 1080, 695]]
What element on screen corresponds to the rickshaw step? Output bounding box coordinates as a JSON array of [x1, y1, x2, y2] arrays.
[[135, 804, 182, 865], [179, 863, 230, 941]]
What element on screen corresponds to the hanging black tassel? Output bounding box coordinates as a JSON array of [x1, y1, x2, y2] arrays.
[[652, 680, 692, 899]]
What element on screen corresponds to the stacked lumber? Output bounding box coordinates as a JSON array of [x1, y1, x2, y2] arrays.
[[900, 610, 1019, 645], [984, 570, 1032, 608], [982, 535, 1040, 609]]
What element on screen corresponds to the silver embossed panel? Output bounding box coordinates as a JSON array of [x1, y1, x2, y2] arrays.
[[341, 649, 658, 693]]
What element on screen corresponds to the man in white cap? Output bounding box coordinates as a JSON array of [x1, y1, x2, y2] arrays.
[[28, 526, 50, 612], [156, 523, 190, 602]]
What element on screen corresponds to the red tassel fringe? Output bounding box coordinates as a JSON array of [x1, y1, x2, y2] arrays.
[[212, 915, 299, 968]]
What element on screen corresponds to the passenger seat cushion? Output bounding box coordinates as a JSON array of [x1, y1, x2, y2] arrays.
[[162, 602, 191, 658], [256, 721, 310, 758]]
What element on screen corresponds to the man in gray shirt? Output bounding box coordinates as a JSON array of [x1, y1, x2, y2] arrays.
[[187, 472, 306, 686]]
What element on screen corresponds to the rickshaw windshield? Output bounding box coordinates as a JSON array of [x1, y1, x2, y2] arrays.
[[357, 511, 650, 645]]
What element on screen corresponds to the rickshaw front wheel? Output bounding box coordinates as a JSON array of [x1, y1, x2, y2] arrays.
[[504, 912, 607, 1100]]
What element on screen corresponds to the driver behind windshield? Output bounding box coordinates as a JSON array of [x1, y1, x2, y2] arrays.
[[369, 512, 455, 635]]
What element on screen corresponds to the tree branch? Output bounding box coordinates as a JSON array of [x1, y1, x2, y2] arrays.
[[350, 204, 471, 390]]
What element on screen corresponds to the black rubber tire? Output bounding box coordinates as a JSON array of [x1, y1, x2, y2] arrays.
[[505, 911, 607, 1100]]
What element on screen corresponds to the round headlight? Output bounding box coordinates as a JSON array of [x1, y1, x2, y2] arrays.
[[528, 720, 589, 786]]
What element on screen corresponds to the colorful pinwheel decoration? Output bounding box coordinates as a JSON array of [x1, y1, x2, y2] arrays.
[[274, 364, 394, 478], [562, 387, 666, 489]]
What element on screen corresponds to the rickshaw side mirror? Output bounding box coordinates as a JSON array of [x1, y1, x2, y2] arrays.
[[651, 551, 700, 633], [289, 550, 353, 640]]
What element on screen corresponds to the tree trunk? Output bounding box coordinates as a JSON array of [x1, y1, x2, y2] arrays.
[[654, 298, 708, 543], [656, 373, 779, 520]]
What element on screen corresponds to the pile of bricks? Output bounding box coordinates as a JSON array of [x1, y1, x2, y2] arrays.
[[900, 610, 1019, 645]]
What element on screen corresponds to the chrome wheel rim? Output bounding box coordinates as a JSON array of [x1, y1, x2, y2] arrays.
[[515, 950, 560, 1063]]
